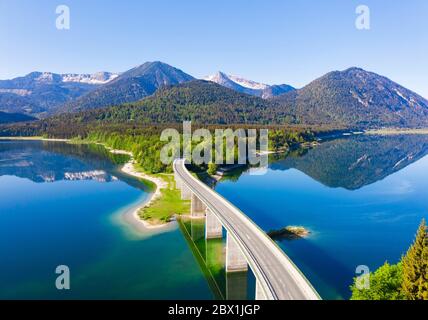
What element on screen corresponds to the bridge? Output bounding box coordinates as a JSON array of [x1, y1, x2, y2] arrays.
[[173, 159, 320, 300]]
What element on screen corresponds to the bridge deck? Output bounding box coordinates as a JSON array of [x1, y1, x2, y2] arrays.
[[174, 159, 320, 300]]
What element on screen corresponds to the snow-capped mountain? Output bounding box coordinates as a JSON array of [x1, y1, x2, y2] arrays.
[[227, 75, 270, 90], [2, 71, 119, 86], [204, 72, 249, 93], [0, 71, 118, 116], [204, 71, 294, 98], [61, 72, 119, 85], [63, 61, 195, 112]]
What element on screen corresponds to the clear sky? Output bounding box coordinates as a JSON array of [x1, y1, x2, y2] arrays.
[[1, 0, 427, 97]]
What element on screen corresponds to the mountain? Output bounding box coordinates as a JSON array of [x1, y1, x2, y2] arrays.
[[204, 72, 295, 98], [2, 65, 428, 130], [274, 67, 428, 128], [62, 61, 195, 113], [270, 134, 428, 190], [0, 111, 36, 124], [0, 71, 118, 116], [61, 72, 118, 84], [31, 80, 296, 131]]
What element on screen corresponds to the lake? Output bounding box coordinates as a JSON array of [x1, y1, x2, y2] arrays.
[[0, 140, 213, 299], [1, 135, 427, 299], [215, 134, 428, 299]]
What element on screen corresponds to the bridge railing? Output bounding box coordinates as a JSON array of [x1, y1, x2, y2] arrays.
[[173, 159, 321, 300]]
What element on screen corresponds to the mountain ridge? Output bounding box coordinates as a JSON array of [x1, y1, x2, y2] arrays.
[[204, 71, 295, 98], [274, 67, 428, 128], [1, 63, 428, 129], [49, 80, 285, 126], [0, 71, 118, 116], [61, 61, 195, 113]]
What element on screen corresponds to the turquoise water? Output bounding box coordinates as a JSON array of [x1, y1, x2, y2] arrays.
[[214, 134, 428, 299], [2, 136, 427, 300], [0, 140, 213, 299]]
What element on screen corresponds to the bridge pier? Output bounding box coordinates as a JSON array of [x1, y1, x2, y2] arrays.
[[191, 218, 205, 241], [226, 271, 248, 300], [226, 233, 248, 273], [205, 209, 223, 239], [255, 280, 267, 300], [181, 184, 191, 200], [173, 159, 320, 301], [191, 193, 206, 217], [174, 175, 183, 190]]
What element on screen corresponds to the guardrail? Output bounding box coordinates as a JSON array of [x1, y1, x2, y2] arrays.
[[173, 159, 321, 300]]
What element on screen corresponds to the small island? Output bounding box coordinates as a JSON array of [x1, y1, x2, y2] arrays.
[[267, 226, 311, 241]]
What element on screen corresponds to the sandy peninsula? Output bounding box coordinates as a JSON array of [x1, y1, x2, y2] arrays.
[[89, 144, 176, 232], [1, 136, 175, 233]]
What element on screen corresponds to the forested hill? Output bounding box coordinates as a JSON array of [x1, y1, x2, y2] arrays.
[[51, 80, 297, 126], [65, 67, 428, 129], [2, 67, 428, 136], [273, 67, 428, 128], [0, 80, 318, 138], [95, 80, 297, 124]]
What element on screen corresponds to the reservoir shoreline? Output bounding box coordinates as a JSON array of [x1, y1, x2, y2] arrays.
[[0, 136, 174, 233]]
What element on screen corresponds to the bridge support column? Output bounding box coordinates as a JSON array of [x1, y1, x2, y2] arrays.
[[174, 175, 183, 190], [255, 280, 267, 300], [226, 271, 248, 300], [191, 218, 205, 241], [205, 209, 223, 239], [226, 233, 248, 272], [181, 184, 191, 200], [191, 193, 206, 217]]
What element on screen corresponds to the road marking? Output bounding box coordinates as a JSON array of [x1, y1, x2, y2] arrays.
[[174, 159, 320, 301]]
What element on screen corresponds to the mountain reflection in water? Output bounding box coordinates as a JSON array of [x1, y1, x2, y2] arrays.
[[270, 134, 428, 190]]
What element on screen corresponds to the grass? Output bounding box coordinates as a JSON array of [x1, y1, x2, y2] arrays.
[[138, 173, 190, 224]]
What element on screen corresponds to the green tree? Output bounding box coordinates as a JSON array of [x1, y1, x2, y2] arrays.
[[350, 262, 405, 300], [207, 162, 218, 175], [402, 219, 428, 300]]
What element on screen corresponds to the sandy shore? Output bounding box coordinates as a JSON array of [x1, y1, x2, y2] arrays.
[[2, 136, 176, 234], [117, 195, 177, 238], [84, 143, 176, 231], [365, 128, 428, 135], [93, 144, 175, 232], [63, 139, 173, 231], [119, 158, 172, 230], [0, 136, 69, 142]]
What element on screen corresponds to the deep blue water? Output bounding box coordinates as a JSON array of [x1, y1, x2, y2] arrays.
[[215, 134, 428, 299], [0, 140, 213, 299], [1, 135, 427, 300]]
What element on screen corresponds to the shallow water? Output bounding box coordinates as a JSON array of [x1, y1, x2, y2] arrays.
[[0, 140, 213, 299], [1, 135, 427, 300]]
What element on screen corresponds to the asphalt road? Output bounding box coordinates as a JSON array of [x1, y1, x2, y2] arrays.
[[174, 159, 320, 300]]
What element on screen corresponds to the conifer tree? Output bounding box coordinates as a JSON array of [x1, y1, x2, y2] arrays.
[[402, 219, 427, 300]]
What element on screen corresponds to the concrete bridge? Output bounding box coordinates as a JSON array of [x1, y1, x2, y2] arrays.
[[173, 159, 320, 300]]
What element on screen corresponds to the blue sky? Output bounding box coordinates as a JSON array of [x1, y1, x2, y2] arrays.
[[1, 0, 427, 97]]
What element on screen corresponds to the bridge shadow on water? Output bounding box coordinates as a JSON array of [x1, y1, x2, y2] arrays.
[[178, 217, 256, 300], [178, 215, 353, 300], [276, 237, 355, 300]]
